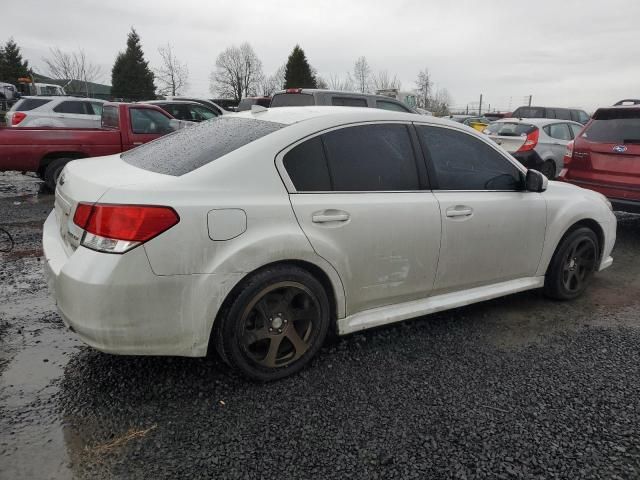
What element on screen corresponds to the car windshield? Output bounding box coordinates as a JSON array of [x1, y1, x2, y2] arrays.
[[121, 116, 285, 176], [270, 93, 314, 107], [486, 122, 536, 136]]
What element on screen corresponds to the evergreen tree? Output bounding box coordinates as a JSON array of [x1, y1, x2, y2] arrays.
[[111, 28, 155, 100], [0, 38, 30, 86], [284, 45, 317, 89]]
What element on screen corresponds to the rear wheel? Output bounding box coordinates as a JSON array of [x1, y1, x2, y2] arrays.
[[43, 158, 71, 191], [540, 160, 556, 180], [544, 227, 599, 300], [216, 265, 330, 381]]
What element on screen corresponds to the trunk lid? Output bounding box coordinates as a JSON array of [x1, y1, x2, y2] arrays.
[[485, 121, 536, 153], [54, 154, 171, 254]]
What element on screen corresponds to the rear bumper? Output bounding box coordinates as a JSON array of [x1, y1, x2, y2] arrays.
[[43, 210, 242, 357], [559, 176, 640, 214]]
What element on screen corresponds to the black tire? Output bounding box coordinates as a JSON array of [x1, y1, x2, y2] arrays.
[[544, 227, 599, 300], [540, 160, 556, 180], [43, 158, 71, 191], [215, 265, 330, 381]]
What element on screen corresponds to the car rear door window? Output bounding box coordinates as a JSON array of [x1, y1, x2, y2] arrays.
[[189, 104, 218, 121], [53, 101, 88, 114], [322, 123, 419, 191], [283, 137, 332, 191], [545, 123, 572, 140], [376, 100, 411, 112], [331, 96, 368, 107], [417, 125, 522, 191], [554, 109, 572, 120], [90, 102, 103, 115], [101, 105, 119, 128], [270, 93, 314, 107]]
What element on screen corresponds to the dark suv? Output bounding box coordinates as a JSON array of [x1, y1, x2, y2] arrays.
[[270, 89, 416, 113], [511, 106, 590, 125]]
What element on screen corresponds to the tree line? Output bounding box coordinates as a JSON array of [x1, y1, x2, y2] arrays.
[[0, 31, 452, 114]]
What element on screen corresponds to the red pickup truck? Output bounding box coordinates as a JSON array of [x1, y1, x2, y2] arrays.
[[0, 102, 180, 189]]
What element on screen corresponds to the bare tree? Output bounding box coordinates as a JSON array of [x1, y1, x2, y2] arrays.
[[371, 70, 401, 91], [43, 47, 102, 96], [430, 87, 452, 115], [327, 73, 354, 91], [210, 43, 263, 101], [352, 56, 371, 93], [257, 65, 286, 96], [415, 68, 432, 109], [155, 43, 189, 96]]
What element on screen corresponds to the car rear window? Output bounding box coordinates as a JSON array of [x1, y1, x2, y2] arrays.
[[486, 122, 536, 136], [122, 117, 284, 176], [270, 93, 314, 107], [583, 109, 640, 143], [101, 106, 119, 129], [14, 98, 51, 111]]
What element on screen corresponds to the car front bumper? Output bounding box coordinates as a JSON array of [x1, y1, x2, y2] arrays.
[[43, 210, 242, 357]]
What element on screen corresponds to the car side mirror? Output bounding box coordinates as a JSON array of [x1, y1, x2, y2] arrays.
[[526, 169, 548, 192]]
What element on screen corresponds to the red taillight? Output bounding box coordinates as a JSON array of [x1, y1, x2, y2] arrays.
[[73, 203, 179, 253], [285, 88, 302, 94], [11, 112, 27, 126], [516, 128, 539, 153], [563, 140, 574, 167]]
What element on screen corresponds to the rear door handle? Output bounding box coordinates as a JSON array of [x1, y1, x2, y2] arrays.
[[312, 210, 350, 223], [446, 206, 473, 218]]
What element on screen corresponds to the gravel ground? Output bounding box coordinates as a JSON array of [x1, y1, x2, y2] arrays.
[[1, 170, 640, 479]]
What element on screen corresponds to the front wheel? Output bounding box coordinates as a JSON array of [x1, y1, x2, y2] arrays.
[[216, 265, 331, 381], [544, 227, 599, 300]]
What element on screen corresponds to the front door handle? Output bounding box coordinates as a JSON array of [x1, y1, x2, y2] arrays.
[[312, 210, 350, 223], [446, 206, 473, 218]]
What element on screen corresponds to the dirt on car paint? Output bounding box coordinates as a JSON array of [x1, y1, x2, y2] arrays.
[[1, 170, 639, 479]]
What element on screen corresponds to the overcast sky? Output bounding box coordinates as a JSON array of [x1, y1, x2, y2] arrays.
[[5, 0, 640, 112]]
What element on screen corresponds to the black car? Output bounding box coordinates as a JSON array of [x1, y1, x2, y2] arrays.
[[143, 100, 220, 122]]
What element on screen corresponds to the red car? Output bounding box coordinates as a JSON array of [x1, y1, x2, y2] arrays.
[[559, 106, 640, 213]]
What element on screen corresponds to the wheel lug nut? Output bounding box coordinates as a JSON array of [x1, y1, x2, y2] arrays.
[[278, 329, 282, 333], [269, 328, 273, 332], [284, 319, 288, 324]]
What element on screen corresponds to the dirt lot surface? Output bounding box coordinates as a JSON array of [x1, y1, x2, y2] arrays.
[[1, 170, 639, 479]]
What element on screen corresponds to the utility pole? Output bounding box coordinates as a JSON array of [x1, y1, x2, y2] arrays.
[[478, 94, 483, 115], [528, 95, 532, 107]]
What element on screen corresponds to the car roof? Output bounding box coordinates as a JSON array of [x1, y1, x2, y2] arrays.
[[232, 105, 461, 127], [142, 100, 201, 105], [18, 95, 104, 102], [493, 117, 582, 126]]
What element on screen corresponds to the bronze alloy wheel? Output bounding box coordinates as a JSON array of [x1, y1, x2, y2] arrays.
[[239, 281, 320, 369], [561, 236, 597, 293]]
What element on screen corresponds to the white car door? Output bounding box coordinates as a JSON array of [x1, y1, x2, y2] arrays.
[[415, 124, 547, 293], [53, 100, 100, 128], [278, 123, 442, 316]]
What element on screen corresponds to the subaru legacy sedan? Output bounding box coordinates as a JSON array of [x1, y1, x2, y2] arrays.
[[43, 107, 616, 381]]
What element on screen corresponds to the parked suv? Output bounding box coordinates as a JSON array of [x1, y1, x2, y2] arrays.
[[7, 96, 105, 128], [485, 118, 584, 179], [270, 89, 416, 113], [512, 106, 590, 125], [560, 106, 640, 213]]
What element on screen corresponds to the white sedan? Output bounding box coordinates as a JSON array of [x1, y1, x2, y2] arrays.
[[43, 107, 616, 381]]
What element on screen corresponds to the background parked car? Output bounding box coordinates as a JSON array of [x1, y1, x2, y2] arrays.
[[6, 96, 105, 128], [485, 118, 584, 179], [237, 96, 271, 112], [142, 100, 221, 122], [461, 116, 493, 132], [511, 105, 590, 125], [270, 88, 416, 113], [559, 105, 640, 213], [164, 96, 227, 115], [211, 98, 239, 112]]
